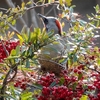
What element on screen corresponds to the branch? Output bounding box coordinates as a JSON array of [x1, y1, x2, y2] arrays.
[[26, 1, 59, 11], [0, 8, 7, 11], [0, 17, 21, 35], [0, 64, 18, 100], [87, 66, 100, 74], [0, 40, 9, 57]]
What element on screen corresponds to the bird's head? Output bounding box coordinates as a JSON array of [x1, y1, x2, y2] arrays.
[[38, 13, 62, 36]]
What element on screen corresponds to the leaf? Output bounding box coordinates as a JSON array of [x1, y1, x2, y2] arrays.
[[26, 1, 32, 5], [65, 0, 72, 6], [73, 54, 77, 62], [48, 0, 54, 3], [12, 19, 16, 25], [94, 4, 99, 13], [59, 0, 63, 5], [17, 34, 24, 45], [50, 81, 56, 87], [6, 56, 20, 60], [21, 91, 33, 100], [59, 77, 65, 85], [72, 82, 77, 90], [10, 49, 16, 56], [4, 25, 9, 30], [7, 16, 13, 22], [8, 31, 15, 39], [78, 73, 83, 80], [26, 59, 30, 68], [97, 59, 100, 66], [0, 94, 17, 100], [0, 11, 3, 17], [16, 45, 20, 56], [80, 95, 88, 100], [21, 2, 25, 9], [31, 84, 43, 90]]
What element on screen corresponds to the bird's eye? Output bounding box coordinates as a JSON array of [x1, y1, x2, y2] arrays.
[[43, 18, 48, 25]]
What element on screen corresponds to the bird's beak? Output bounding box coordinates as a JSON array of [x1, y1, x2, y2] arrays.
[[37, 13, 46, 19], [37, 13, 48, 24]]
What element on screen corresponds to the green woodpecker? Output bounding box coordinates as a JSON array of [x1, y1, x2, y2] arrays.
[[38, 14, 66, 75]]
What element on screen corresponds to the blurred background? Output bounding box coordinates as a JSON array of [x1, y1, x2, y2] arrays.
[[0, 0, 100, 46]]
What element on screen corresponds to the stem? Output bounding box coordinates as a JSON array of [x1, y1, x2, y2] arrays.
[[0, 39, 9, 57], [0, 64, 18, 100]]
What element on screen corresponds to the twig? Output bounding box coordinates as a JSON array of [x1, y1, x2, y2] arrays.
[[0, 8, 7, 11], [87, 66, 100, 74], [26, 1, 59, 11], [45, 5, 55, 16], [0, 39, 9, 57], [0, 64, 18, 100], [79, 61, 100, 74], [0, 17, 21, 35]]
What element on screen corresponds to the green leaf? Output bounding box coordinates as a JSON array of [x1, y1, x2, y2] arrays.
[[65, 0, 72, 6], [59, 77, 65, 85], [48, 0, 53, 3], [80, 95, 88, 100], [50, 81, 56, 87], [73, 54, 77, 62], [78, 73, 83, 80], [21, 2, 25, 9], [4, 25, 9, 30], [6, 56, 20, 59], [7, 16, 13, 22], [94, 4, 99, 13], [59, 0, 63, 5], [72, 82, 77, 90], [17, 34, 24, 45], [26, 1, 32, 5], [16, 45, 20, 56], [26, 59, 30, 68], [12, 19, 16, 25], [10, 49, 16, 56], [0, 94, 17, 100], [21, 91, 33, 100], [31, 84, 43, 90], [97, 59, 100, 66], [0, 11, 3, 17]]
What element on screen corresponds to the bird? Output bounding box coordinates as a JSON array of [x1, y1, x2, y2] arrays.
[[37, 14, 66, 76], [38, 13, 62, 36]]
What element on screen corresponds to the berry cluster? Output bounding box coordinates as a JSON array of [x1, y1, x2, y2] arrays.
[[87, 73, 100, 100], [0, 40, 19, 62], [13, 71, 37, 90], [37, 73, 58, 87], [14, 77, 30, 90], [37, 67, 100, 100]]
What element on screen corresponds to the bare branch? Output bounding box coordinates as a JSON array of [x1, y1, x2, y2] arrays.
[[0, 8, 7, 11], [26, 1, 59, 11], [0, 40, 9, 57], [45, 5, 55, 16], [0, 17, 21, 35]]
